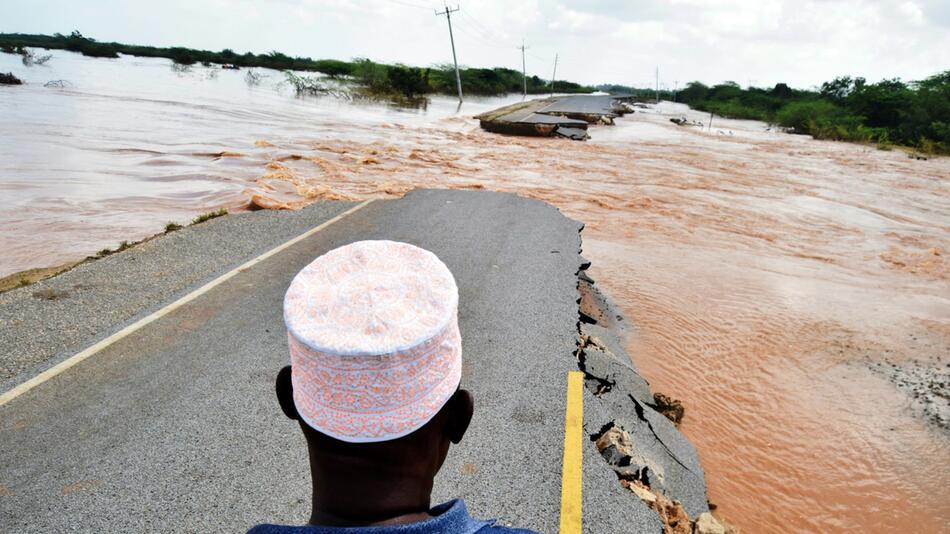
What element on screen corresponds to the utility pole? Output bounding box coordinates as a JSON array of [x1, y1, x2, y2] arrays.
[[673, 80, 678, 102], [655, 66, 659, 104], [550, 53, 558, 96], [435, 4, 463, 101], [519, 40, 528, 97]]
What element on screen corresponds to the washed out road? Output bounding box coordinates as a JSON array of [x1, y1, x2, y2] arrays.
[[0, 190, 656, 533]]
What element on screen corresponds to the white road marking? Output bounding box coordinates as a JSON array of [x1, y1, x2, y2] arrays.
[[0, 200, 374, 407]]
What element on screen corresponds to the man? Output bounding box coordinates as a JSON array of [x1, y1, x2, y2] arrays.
[[250, 240, 536, 534]]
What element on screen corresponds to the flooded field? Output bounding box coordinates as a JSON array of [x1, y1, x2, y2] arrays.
[[2, 51, 949, 532]]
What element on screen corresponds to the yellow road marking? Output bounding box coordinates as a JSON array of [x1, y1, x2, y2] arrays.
[[559, 370, 584, 534], [0, 200, 374, 408]]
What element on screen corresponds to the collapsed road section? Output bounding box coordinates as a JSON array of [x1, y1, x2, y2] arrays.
[[475, 94, 636, 140]]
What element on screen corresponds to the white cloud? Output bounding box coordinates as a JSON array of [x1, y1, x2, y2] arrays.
[[898, 1, 925, 25], [1, 0, 947, 88]]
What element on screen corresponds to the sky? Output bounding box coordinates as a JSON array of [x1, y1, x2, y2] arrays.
[[2, 0, 948, 89]]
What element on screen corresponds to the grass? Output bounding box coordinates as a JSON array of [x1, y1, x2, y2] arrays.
[[95, 240, 131, 257], [1, 209, 228, 294], [192, 208, 228, 224]]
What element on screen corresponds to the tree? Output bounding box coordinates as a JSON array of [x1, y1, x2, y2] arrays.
[[847, 78, 909, 129], [678, 81, 709, 104], [771, 83, 793, 99], [387, 65, 429, 98]]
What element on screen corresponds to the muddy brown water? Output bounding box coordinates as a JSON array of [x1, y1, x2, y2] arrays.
[[3, 51, 949, 532]]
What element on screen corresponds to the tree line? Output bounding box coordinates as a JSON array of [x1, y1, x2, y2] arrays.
[[676, 74, 950, 154], [0, 31, 592, 98]]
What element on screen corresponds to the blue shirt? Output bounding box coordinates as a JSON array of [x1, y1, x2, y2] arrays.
[[247, 500, 537, 534]]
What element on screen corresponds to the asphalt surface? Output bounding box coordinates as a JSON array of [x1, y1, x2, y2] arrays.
[[0, 189, 704, 532], [537, 95, 622, 116], [0, 190, 678, 532], [0, 202, 356, 384]]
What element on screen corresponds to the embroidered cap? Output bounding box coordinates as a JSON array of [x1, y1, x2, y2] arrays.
[[283, 240, 461, 443]]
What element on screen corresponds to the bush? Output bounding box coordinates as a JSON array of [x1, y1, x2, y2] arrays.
[[678, 82, 709, 103], [0, 72, 23, 85], [775, 100, 842, 132], [169, 47, 197, 65], [284, 71, 328, 95], [351, 58, 389, 92], [244, 70, 263, 86], [387, 65, 429, 98], [313, 59, 353, 77], [703, 99, 770, 121]]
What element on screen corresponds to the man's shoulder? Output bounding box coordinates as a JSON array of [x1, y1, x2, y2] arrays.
[[246, 500, 540, 534], [247, 523, 537, 534], [474, 525, 538, 533], [247, 526, 312, 534]]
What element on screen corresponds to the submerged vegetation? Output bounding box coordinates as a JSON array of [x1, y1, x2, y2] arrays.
[[1, 45, 52, 66], [0, 31, 593, 98], [4, 31, 944, 153], [674, 74, 950, 154], [0, 72, 22, 85]]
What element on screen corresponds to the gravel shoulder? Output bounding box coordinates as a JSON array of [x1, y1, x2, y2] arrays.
[[0, 201, 355, 387]]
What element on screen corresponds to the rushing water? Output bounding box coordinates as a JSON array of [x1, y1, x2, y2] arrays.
[[2, 50, 949, 532]]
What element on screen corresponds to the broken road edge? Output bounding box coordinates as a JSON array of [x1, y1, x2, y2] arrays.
[[573, 230, 738, 533]]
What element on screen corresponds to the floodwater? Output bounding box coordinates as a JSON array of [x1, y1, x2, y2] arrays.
[[2, 51, 949, 532]]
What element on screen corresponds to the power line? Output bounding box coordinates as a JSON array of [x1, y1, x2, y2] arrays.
[[456, 5, 508, 44], [456, 11, 498, 42], [457, 6, 557, 74], [527, 50, 547, 62], [397, 0, 559, 89], [385, 0, 434, 10], [453, 12, 512, 49], [456, 3, 562, 81]]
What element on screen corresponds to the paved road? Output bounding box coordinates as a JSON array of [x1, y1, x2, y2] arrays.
[[537, 95, 621, 116], [0, 190, 660, 533]]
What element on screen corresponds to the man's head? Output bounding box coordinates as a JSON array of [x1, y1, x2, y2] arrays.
[[275, 365, 473, 500], [278, 240, 470, 525]]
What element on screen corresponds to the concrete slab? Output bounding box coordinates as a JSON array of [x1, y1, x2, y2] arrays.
[[475, 95, 634, 140]]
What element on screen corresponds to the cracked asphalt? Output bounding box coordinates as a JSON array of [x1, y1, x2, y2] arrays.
[[0, 189, 674, 533]]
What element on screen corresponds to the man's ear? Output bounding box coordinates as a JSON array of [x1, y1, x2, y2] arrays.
[[446, 389, 474, 444], [275, 365, 300, 420]]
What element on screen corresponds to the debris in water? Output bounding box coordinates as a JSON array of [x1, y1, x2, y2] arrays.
[[652, 392, 685, 426]]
